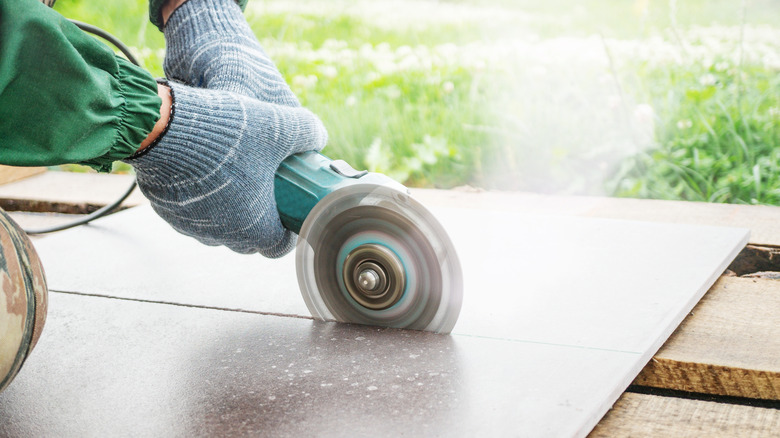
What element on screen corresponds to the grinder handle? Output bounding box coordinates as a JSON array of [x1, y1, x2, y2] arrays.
[[274, 152, 366, 234]]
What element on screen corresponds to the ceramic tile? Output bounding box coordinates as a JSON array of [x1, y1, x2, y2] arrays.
[[435, 207, 749, 353], [23, 201, 749, 437], [0, 293, 638, 438], [35, 206, 309, 316], [32, 205, 748, 353]]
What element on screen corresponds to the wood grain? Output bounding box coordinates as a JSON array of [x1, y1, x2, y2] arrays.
[[635, 276, 780, 399], [0, 166, 46, 186], [0, 171, 146, 208], [590, 392, 780, 438]]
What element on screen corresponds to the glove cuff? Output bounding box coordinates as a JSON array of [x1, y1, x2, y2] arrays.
[[124, 81, 251, 185]]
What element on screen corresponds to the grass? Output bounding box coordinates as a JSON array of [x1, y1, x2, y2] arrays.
[[53, 0, 780, 204]]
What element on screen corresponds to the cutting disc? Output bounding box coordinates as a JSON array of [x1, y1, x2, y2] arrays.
[[295, 184, 463, 333]]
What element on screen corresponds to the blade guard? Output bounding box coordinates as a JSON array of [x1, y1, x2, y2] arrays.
[[274, 152, 463, 333]]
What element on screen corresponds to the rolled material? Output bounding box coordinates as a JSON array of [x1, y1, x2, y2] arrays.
[[0, 208, 48, 393]]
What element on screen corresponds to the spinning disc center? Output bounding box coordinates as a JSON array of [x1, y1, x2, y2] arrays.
[[343, 244, 405, 310], [357, 267, 381, 293]]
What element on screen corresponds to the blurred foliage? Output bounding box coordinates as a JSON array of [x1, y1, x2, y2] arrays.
[[53, 0, 780, 204]]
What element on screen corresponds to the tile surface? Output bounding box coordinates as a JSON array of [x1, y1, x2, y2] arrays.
[[33, 205, 748, 352], [437, 208, 749, 353], [0, 293, 638, 438], [15, 202, 749, 437], [35, 206, 309, 316]]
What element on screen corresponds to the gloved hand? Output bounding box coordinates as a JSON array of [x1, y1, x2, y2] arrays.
[[128, 0, 327, 257], [126, 81, 327, 257], [161, 0, 301, 107]]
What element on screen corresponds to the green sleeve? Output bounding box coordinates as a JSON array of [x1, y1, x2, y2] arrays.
[[0, 0, 161, 173]]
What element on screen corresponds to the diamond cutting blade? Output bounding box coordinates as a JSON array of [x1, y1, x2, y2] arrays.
[[295, 184, 463, 334]]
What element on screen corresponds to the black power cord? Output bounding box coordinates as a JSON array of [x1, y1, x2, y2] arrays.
[[24, 19, 140, 235]]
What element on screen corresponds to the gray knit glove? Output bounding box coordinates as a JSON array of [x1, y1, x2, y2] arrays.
[[126, 82, 327, 257], [131, 0, 327, 257], [162, 0, 300, 107]]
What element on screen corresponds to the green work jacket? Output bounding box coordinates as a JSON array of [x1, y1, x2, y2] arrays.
[[0, 0, 161, 172]]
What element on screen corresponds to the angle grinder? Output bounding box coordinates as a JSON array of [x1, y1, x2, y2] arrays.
[[31, 17, 463, 334], [275, 152, 463, 334]]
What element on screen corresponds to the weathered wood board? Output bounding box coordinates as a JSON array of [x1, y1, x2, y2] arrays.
[[0, 172, 145, 213], [591, 392, 780, 438], [0, 165, 46, 186], [635, 276, 780, 400]]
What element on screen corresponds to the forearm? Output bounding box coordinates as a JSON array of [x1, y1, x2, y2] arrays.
[[0, 0, 161, 172]]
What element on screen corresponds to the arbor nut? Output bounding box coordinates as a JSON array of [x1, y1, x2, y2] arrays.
[[357, 268, 381, 292], [343, 244, 406, 310]]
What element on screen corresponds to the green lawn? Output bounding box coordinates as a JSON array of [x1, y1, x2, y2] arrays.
[[54, 0, 780, 204]]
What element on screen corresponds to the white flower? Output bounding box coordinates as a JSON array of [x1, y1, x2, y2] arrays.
[[345, 95, 357, 106], [323, 39, 348, 50], [319, 65, 338, 79], [398, 55, 419, 71], [292, 74, 318, 89], [359, 43, 374, 57], [365, 72, 380, 83], [715, 61, 729, 72], [375, 61, 397, 75], [442, 81, 455, 93], [396, 45, 412, 57], [376, 42, 392, 53], [676, 119, 693, 129], [699, 73, 717, 86], [384, 85, 402, 99]]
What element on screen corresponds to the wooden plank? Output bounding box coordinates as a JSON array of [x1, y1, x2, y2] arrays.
[[635, 276, 780, 400], [0, 171, 146, 213], [590, 392, 780, 437], [0, 165, 46, 185], [728, 244, 780, 276]]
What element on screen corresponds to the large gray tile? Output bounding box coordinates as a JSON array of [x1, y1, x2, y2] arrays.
[[32, 204, 748, 353], [437, 207, 749, 353], [35, 206, 309, 316], [26, 200, 748, 436], [0, 292, 638, 438]]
